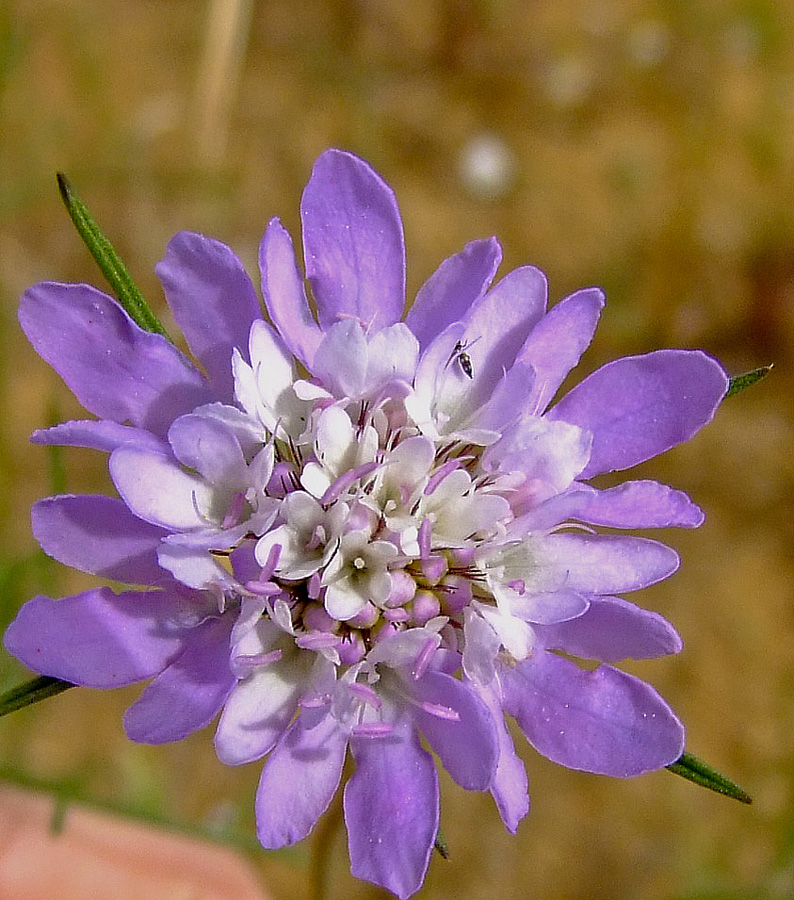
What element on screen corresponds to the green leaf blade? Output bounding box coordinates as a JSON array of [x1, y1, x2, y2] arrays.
[[726, 365, 773, 399], [666, 751, 752, 804], [56, 173, 170, 339]]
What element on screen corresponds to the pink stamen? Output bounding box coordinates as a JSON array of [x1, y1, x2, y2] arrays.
[[320, 461, 379, 506], [296, 631, 340, 651], [233, 649, 282, 672], [259, 544, 282, 581], [424, 459, 460, 496], [221, 492, 246, 529], [352, 722, 395, 738], [300, 694, 328, 709], [419, 701, 460, 722], [244, 580, 281, 596], [307, 572, 322, 599], [348, 682, 382, 709], [508, 579, 526, 595], [412, 638, 437, 680]]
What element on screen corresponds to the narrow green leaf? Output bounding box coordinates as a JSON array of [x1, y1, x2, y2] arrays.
[[666, 751, 752, 804], [434, 827, 450, 859], [56, 173, 170, 339], [0, 675, 75, 719], [726, 365, 773, 399]]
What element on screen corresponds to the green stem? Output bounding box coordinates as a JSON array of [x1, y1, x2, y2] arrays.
[[0, 675, 75, 718]]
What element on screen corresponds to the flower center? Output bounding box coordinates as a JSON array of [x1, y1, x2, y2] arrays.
[[222, 394, 515, 671]]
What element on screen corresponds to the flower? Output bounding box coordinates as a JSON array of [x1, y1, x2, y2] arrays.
[[4, 150, 728, 898]]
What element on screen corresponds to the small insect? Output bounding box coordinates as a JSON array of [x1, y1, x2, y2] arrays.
[[445, 337, 480, 379]]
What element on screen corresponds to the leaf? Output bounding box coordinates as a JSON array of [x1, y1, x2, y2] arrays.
[[56, 173, 170, 339], [725, 365, 773, 399], [666, 751, 752, 804], [0, 675, 75, 719]]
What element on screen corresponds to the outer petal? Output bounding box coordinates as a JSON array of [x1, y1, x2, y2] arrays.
[[408, 670, 498, 790], [301, 149, 405, 331], [156, 231, 261, 401], [462, 264, 547, 378], [345, 718, 438, 900], [518, 287, 605, 414], [19, 283, 212, 440], [311, 320, 369, 398], [533, 532, 679, 594], [476, 679, 529, 833], [3, 588, 188, 687], [31, 420, 164, 453], [365, 323, 419, 390], [168, 414, 248, 488], [405, 238, 502, 349], [535, 595, 682, 662], [32, 495, 168, 586], [576, 480, 704, 529], [214, 653, 314, 765], [259, 217, 323, 369], [123, 614, 235, 743], [255, 710, 347, 848], [411, 268, 546, 437], [110, 446, 216, 531], [548, 349, 729, 477], [501, 652, 685, 775]]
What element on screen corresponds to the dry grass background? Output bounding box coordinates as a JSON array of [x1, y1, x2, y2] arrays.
[[1, 1, 793, 898]]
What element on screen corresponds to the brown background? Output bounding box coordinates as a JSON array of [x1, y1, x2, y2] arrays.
[[1, 2, 792, 898]]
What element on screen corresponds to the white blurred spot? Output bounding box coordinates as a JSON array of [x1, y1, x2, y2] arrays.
[[458, 133, 518, 201]]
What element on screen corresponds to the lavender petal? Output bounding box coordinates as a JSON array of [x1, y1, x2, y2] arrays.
[[156, 231, 262, 401], [123, 614, 235, 743], [301, 149, 405, 332], [502, 651, 685, 775], [3, 588, 188, 687], [345, 718, 438, 899], [20, 283, 213, 440]]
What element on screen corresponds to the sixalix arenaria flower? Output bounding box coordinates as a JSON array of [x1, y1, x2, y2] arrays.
[[5, 150, 728, 898]]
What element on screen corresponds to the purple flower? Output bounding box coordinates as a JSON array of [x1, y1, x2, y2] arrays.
[[5, 150, 728, 898]]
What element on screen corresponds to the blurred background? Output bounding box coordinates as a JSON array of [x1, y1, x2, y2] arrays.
[[1, 1, 793, 898]]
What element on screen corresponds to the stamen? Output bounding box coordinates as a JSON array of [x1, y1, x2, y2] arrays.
[[244, 580, 281, 596], [348, 682, 382, 709], [508, 579, 526, 595], [307, 572, 322, 599], [296, 632, 340, 651], [233, 649, 283, 672], [424, 459, 460, 495], [320, 461, 379, 506], [300, 694, 328, 709], [412, 638, 437, 680], [258, 544, 282, 581], [419, 701, 460, 722], [221, 492, 246, 529], [352, 722, 394, 738]]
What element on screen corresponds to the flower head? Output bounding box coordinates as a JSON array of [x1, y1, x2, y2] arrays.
[[5, 150, 728, 898]]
